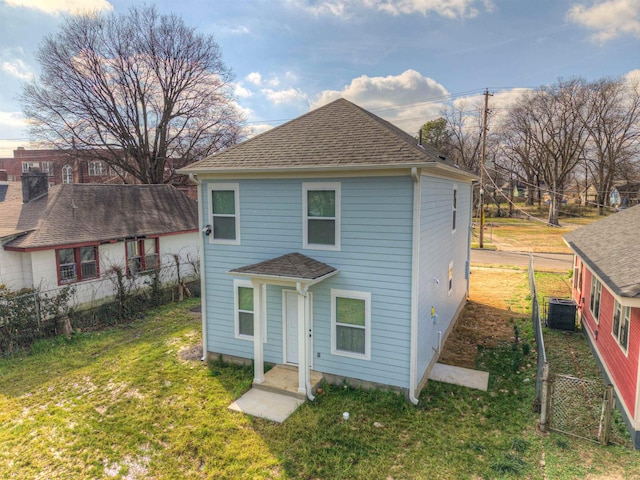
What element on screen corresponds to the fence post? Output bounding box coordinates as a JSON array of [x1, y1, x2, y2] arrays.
[[539, 362, 550, 432], [601, 384, 614, 445]]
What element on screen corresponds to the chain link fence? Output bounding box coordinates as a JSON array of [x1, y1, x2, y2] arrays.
[[0, 254, 200, 355], [528, 255, 627, 446], [549, 374, 614, 444]]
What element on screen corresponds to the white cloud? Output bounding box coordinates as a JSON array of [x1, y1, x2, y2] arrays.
[[246, 72, 263, 86], [3, 0, 113, 15], [1, 59, 33, 81], [246, 123, 275, 138], [234, 84, 253, 98], [262, 87, 308, 105], [567, 0, 640, 42], [311, 69, 450, 134], [288, 0, 492, 19], [0, 111, 28, 129]]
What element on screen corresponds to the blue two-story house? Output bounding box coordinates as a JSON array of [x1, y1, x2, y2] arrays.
[[180, 99, 477, 403]]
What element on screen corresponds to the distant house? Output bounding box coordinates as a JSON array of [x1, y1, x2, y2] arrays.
[[0, 169, 199, 305], [610, 183, 640, 210], [0, 146, 131, 186], [564, 205, 640, 449], [180, 99, 478, 402]]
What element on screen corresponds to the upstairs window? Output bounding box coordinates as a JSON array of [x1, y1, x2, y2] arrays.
[[452, 186, 457, 232], [22, 161, 39, 173], [589, 276, 602, 322], [303, 182, 341, 250], [57, 246, 99, 285], [41, 162, 53, 176], [126, 238, 159, 276], [208, 183, 240, 244], [88, 161, 107, 176]]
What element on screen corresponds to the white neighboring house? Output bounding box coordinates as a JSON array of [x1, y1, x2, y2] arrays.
[[0, 169, 199, 304]]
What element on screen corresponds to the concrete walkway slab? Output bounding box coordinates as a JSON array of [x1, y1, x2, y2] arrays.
[[428, 363, 489, 391], [229, 388, 305, 423]]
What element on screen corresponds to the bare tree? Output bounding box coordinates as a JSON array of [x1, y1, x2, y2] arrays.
[[442, 100, 483, 173], [581, 77, 640, 214], [506, 79, 590, 225], [22, 5, 244, 184]]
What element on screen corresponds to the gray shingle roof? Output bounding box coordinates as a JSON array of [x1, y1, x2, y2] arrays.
[[181, 98, 468, 174], [3, 184, 198, 250], [564, 205, 640, 298], [229, 253, 337, 281]]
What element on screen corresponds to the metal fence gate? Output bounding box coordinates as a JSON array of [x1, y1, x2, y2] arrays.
[[548, 374, 614, 444]]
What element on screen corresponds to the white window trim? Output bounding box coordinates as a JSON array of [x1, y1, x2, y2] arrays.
[[330, 289, 371, 361], [590, 276, 602, 323], [452, 184, 458, 234], [302, 182, 341, 251], [448, 261, 454, 296], [233, 279, 266, 341], [208, 183, 240, 245], [612, 300, 630, 355]]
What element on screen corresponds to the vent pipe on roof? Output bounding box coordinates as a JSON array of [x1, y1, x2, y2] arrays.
[[418, 129, 422, 146]]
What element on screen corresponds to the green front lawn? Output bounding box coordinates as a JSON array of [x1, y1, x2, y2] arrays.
[[1, 297, 638, 479]]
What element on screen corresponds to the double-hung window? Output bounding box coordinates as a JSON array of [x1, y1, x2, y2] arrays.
[[234, 280, 254, 339], [590, 276, 602, 322], [612, 300, 630, 352], [331, 289, 371, 360], [303, 182, 340, 250], [452, 186, 457, 232], [208, 183, 240, 244], [62, 165, 73, 184], [57, 246, 99, 285], [126, 238, 159, 276], [88, 161, 106, 176]]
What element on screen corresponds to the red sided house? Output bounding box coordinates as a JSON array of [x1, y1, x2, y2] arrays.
[[564, 205, 640, 449]]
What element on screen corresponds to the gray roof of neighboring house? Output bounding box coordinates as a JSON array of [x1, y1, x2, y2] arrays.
[[564, 205, 640, 298], [180, 98, 475, 178], [229, 253, 337, 281], [2, 183, 198, 250]]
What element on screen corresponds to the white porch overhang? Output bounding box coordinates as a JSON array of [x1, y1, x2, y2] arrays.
[[227, 253, 338, 400]]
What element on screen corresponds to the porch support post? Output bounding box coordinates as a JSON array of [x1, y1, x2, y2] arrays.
[[297, 292, 307, 395], [253, 281, 264, 384]]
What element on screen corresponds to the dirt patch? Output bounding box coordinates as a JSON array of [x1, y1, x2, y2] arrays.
[[439, 269, 529, 369], [178, 344, 203, 361]]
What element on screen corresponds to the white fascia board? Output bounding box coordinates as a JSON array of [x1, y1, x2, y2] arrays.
[[227, 269, 339, 288]]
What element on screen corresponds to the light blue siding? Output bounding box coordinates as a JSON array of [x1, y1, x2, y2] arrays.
[[416, 175, 473, 383], [202, 176, 414, 389]]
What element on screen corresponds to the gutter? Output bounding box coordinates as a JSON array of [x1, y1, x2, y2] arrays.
[[179, 162, 479, 182], [189, 173, 209, 361], [409, 167, 421, 405]]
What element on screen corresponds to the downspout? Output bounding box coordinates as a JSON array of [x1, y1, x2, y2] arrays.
[[190, 173, 208, 361], [409, 167, 420, 405], [296, 282, 316, 401]]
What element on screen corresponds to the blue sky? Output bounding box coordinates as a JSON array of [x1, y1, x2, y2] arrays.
[[0, 0, 639, 156]]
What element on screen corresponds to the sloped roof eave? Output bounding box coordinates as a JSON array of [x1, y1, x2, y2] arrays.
[[180, 161, 478, 182]]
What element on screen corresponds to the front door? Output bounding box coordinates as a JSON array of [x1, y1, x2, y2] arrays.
[[284, 290, 298, 364]]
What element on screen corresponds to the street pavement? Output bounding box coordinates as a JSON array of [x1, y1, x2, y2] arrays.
[[470, 249, 573, 271]]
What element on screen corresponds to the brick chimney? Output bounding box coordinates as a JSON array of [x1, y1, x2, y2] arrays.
[[21, 168, 49, 203]]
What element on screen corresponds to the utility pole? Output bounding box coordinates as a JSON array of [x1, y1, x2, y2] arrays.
[[479, 89, 491, 248]]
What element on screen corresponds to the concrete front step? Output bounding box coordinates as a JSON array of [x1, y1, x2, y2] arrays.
[[253, 364, 324, 400]]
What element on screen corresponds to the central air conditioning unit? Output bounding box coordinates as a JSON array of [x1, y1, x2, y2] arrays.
[[547, 298, 577, 331]]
